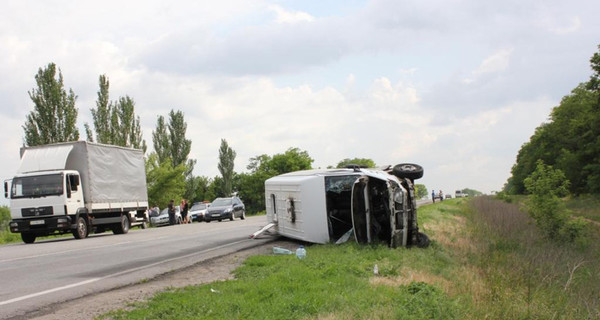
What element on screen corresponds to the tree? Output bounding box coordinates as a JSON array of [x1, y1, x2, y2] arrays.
[[505, 45, 600, 195], [23, 63, 79, 146], [152, 115, 170, 164], [335, 158, 376, 168], [414, 184, 428, 199], [86, 75, 147, 152], [524, 160, 571, 240], [218, 139, 236, 196], [145, 153, 186, 208], [234, 147, 313, 214]]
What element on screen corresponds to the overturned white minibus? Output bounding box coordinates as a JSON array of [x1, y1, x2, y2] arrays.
[[261, 164, 429, 248]]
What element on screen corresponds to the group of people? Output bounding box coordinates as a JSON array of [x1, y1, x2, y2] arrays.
[[167, 198, 191, 225], [431, 190, 444, 203]]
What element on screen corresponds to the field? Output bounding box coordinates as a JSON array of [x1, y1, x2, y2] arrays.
[[98, 197, 599, 319]]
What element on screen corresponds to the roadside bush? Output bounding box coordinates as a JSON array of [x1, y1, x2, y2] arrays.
[[523, 160, 588, 242]]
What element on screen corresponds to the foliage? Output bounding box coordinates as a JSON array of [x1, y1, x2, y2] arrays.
[[414, 183, 428, 199], [218, 139, 236, 197], [523, 160, 588, 242], [505, 45, 600, 195], [183, 175, 211, 203], [234, 148, 313, 214], [461, 188, 483, 197], [85, 75, 147, 152], [468, 196, 599, 319], [145, 153, 186, 208], [335, 157, 376, 168], [23, 62, 79, 146]]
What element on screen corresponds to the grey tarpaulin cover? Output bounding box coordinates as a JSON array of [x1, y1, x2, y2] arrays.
[[19, 141, 148, 204]]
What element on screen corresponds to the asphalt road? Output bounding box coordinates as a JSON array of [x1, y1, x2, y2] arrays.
[[0, 215, 274, 319]]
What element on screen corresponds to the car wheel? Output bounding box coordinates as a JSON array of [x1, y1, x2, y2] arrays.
[[73, 216, 89, 239], [230, 212, 235, 221], [241, 210, 246, 220], [21, 233, 36, 244], [218, 219, 222, 222], [140, 222, 147, 229], [392, 163, 424, 180]]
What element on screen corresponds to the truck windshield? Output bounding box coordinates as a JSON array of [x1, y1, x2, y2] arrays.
[[11, 174, 63, 199]]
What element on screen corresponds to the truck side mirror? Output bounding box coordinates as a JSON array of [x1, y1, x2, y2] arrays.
[[3, 181, 8, 198]]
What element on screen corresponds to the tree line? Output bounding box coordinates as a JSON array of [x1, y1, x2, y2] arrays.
[[22, 63, 433, 213], [504, 45, 600, 196]]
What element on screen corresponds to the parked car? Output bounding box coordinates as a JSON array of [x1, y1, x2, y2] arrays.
[[445, 194, 452, 199], [150, 206, 182, 227], [130, 210, 149, 229], [205, 197, 245, 222], [189, 202, 210, 222]]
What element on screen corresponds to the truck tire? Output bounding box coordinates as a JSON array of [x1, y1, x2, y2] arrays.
[[73, 217, 89, 239], [113, 215, 130, 234], [392, 163, 424, 180], [21, 233, 36, 244]]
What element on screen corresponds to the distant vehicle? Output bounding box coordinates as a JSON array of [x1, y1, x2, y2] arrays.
[[257, 163, 429, 248], [189, 202, 210, 222], [455, 190, 466, 198], [445, 194, 452, 199], [4, 141, 148, 244], [205, 197, 245, 222], [150, 206, 182, 227], [433, 192, 443, 201]]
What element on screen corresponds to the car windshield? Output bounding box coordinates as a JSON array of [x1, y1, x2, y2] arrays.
[[211, 198, 232, 206], [191, 203, 207, 211], [11, 174, 63, 199]]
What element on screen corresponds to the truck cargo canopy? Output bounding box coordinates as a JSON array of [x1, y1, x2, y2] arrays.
[[17, 144, 73, 174]]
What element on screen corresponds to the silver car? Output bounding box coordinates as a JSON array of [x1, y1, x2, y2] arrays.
[[150, 206, 182, 227]]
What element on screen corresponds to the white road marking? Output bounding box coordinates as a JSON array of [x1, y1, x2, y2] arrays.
[[0, 238, 251, 306]]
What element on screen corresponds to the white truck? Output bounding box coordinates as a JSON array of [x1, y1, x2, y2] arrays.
[[256, 163, 429, 248], [4, 141, 149, 243]]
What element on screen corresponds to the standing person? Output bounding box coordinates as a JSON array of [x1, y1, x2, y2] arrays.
[[431, 190, 436, 203], [439, 190, 444, 201], [181, 199, 189, 224], [168, 199, 175, 225]]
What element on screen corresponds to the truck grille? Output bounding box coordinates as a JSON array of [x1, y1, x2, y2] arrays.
[[21, 206, 54, 217]]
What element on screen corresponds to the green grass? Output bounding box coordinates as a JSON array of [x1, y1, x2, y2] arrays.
[[566, 194, 600, 222], [99, 197, 600, 319]]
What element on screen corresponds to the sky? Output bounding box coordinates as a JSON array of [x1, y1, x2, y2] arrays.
[[1, 0, 599, 205]]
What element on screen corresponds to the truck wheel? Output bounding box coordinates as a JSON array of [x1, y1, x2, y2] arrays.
[[392, 163, 424, 180], [140, 222, 147, 229], [73, 217, 88, 239], [21, 233, 36, 244], [113, 215, 130, 234]]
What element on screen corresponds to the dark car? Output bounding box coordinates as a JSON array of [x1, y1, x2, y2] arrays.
[[205, 197, 245, 222]]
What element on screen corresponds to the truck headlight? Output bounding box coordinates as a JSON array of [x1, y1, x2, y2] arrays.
[[394, 189, 403, 203], [10, 222, 17, 227]]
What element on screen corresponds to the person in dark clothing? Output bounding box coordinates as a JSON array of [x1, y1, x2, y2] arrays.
[[168, 199, 176, 225]]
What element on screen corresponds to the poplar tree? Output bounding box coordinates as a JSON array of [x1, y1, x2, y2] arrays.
[[218, 139, 236, 196], [23, 63, 79, 146], [86, 75, 146, 152]]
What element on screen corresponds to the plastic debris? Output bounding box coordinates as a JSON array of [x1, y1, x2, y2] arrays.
[[272, 246, 293, 255]]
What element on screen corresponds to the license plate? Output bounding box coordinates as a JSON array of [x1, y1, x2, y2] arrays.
[[212, 214, 220, 217], [30, 220, 45, 225]]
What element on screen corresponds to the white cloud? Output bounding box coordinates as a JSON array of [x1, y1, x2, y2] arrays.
[[268, 5, 315, 24]]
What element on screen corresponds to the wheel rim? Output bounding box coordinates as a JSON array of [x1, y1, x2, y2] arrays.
[[77, 218, 87, 238]]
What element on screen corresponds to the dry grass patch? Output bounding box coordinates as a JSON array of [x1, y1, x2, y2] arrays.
[[369, 267, 450, 291]]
